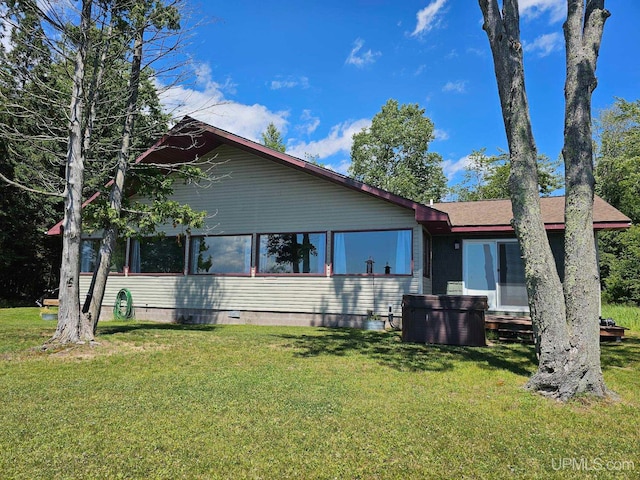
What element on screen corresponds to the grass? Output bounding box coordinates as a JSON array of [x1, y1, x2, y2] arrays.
[[1, 308, 639, 479], [602, 303, 640, 331]]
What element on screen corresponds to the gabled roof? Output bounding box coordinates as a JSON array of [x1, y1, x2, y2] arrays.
[[433, 196, 631, 233], [46, 116, 631, 236], [46, 116, 450, 235]]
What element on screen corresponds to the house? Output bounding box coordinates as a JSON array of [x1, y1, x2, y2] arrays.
[[430, 197, 630, 314], [50, 117, 631, 326]]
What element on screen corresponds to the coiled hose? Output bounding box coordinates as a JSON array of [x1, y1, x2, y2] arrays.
[[113, 288, 134, 320]]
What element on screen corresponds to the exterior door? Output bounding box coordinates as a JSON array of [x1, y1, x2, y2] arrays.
[[497, 241, 528, 311], [462, 240, 497, 310]]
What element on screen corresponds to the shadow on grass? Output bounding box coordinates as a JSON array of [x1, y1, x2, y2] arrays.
[[277, 328, 538, 377], [601, 336, 640, 369], [97, 322, 220, 336]]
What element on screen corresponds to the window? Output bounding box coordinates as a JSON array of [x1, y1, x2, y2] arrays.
[[333, 229, 412, 275], [130, 236, 185, 273], [80, 239, 126, 273], [258, 233, 326, 274], [190, 235, 252, 274]]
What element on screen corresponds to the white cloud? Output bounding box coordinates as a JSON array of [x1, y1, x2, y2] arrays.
[[442, 155, 473, 180], [519, 0, 566, 23], [411, 0, 448, 37], [442, 80, 467, 93], [326, 158, 352, 176], [270, 76, 310, 90], [523, 32, 563, 57], [158, 63, 288, 142], [345, 38, 381, 68], [288, 119, 371, 161], [414, 64, 427, 76], [298, 109, 320, 135], [433, 129, 449, 141], [466, 47, 485, 57]]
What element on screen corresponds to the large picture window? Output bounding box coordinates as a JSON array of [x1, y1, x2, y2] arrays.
[[258, 232, 326, 274], [130, 236, 185, 274], [333, 229, 412, 275], [80, 239, 126, 273], [190, 235, 252, 275]]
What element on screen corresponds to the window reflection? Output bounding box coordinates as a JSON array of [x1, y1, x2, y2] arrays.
[[80, 239, 126, 273], [258, 233, 326, 274], [333, 230, 412, 275], [130, 236, 184, 273], [190, 236, 252, 274]]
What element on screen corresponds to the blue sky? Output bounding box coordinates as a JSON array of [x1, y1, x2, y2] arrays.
[[159, 0, 639, 187]]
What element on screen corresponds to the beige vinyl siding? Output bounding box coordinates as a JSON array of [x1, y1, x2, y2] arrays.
[[82, 275, 416, 316], [82, 144, 427, 318], [153, 145, 417, 235]]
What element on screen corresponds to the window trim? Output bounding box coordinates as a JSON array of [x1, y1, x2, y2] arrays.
[[256, 231, 328, 276], [331, 228, 414, 277], [188, 234, 253, 277]]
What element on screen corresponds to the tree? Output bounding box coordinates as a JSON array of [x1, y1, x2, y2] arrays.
[[349, 99, 447, 203], [595, 99, 640, 223], [82, 0, 183, 329], [595, 98, 640, 304], [0, 1, 62, 304], [479, 0, 610, 400], [261, 122, 286, 152], [454, 149, 563, 201], [0, 0, 207, 343]]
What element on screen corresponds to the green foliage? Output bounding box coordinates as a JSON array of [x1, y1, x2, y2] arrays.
[[0, 1, 183, 303], [349, 99, 447, 203], [454, 149, 563, 201], [84, 165, 207, 238], [595, 98, 640, 304], [0, 2, 64, 302], [601, 303, 640, 331], [261, 122, 286, 153], [595, 99, 640, 224], [600, 227, 640, 305], [1, 310, 639, 477]]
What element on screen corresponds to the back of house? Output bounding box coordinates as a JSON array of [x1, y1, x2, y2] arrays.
[[51, 118, 630, 326]]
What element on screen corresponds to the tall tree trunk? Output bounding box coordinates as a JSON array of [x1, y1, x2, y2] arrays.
[[83, 21, 144, 330], [478, 0, 611, 400], [559, 0, 609, 396], [51, 0, 93, 344]]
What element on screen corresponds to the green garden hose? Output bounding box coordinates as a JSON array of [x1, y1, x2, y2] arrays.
[[113, 288, 134, 320]]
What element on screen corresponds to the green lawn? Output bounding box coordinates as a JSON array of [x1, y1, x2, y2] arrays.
[[1, 308, 639, 479]]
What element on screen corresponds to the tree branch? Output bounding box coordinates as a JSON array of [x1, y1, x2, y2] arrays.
[[0, 171, 65, 198]]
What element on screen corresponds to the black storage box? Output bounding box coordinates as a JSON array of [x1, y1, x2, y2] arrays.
[[402, 295, 488, 347]]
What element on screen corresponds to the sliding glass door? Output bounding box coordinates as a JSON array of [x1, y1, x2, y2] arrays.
[[463, 239, 528, 312]]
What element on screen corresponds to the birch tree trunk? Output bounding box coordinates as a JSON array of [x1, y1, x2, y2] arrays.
[[83, 21, 144, 330], [478, 0, 611, 400], [51, 0, 93, 344]]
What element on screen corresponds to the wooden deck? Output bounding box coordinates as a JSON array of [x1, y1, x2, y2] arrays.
[[485, 315, 628, 342]]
